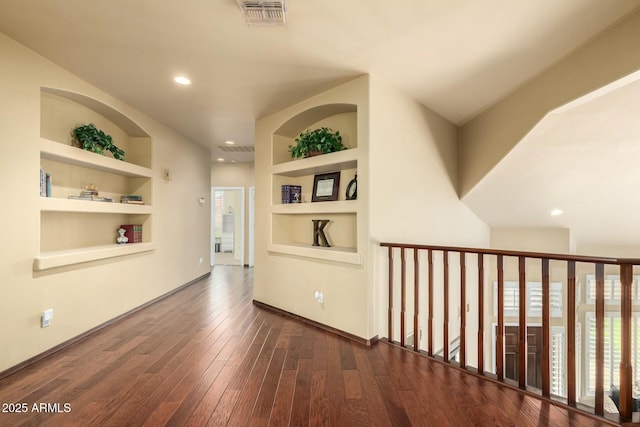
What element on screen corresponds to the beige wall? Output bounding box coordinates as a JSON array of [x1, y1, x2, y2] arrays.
[[459, 9, 640, 198], [255, 76, 371, 339], [255, 74, 489, 345], [369, 75, 489, 365], [0, 34, 211, 372], [211, 162, 255, 188], [491, 227, 572, 254], [211, 162, 255, 264]]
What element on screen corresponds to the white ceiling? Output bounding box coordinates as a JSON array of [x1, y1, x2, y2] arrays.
[[462, 72, 640, 247], [1, 0, 640, 246]]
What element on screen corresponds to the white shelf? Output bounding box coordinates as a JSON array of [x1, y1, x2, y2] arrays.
[[272, 200, 358, 214], [267, 243, 361, 265], [40, 197, 152, 214], [40, 138, 152, 178], [272, 148, 358, 177], [34, 243, 156, 271]]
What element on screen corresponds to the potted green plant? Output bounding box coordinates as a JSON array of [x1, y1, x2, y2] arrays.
[[73, 124, 125, 160], [289, 127, 346, 158]]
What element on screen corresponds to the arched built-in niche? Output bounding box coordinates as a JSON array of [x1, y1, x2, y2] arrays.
[[36, 87, 154, 271], [268, 103, 360, 264]]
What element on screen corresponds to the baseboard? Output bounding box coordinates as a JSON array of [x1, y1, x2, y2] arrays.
[[0, 272, 211, 381], [252, 299, 378, 347]]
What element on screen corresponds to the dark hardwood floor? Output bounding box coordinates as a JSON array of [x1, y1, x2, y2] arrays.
[[0, 266, 618, 426]]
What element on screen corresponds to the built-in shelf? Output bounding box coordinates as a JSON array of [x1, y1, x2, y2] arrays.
[[272, 148, 358, 177], [34, 243, 156, 271], [37, 88, 154, 270], [40, 138, 152, 178], [271, 200, 358, 214], [267, 243, 361, 265], [40, 197, 152, 214]]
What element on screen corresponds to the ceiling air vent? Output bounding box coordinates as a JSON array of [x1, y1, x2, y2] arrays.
[[217, 145, 255, 153], [237, 1, 286, 25]]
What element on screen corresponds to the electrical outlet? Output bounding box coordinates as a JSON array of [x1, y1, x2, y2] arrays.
[[41, 309, 53, 328], [314, 290, 324, 304], [198, 257, 203, 266]]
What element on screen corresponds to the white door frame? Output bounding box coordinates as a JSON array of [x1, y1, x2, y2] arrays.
[[211, 186, 245, 266], [249, 186, 255, 267]]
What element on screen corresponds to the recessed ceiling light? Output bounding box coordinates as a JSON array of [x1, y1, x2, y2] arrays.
[[225, 140, 235, 145], [231, 160, 237, 163], [550, 209, 563, 216], [217, 158, 225, 162], [174, 76, 191, 86]]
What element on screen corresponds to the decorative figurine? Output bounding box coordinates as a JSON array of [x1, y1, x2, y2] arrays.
[[116, 227, 128, 244]]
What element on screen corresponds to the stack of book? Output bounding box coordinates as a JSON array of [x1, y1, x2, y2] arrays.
[[120, 195, 144, 204], [281, 185, 302, 204], [39, 168, 52, 197], [120, 224, 142, 243], [68, 188, 113, 202]]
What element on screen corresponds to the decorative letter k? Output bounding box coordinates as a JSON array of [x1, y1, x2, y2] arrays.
[[312, 219, 331, 247]]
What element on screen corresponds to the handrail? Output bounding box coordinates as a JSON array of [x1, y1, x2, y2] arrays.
[[381, 241, 638, 423], [380, 242, 640, 265]]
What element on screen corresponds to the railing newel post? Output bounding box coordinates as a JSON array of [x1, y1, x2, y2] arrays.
[[444, 250, 449, 362], [541, 258, 550, 397], [595, 263, 605, 416], [388, 246, 394, 343], [428, 249, 434, 356], [497, 254, 504, 382], [567, 260, 576, 406], [401, 247, 406, 348], [414, 248, 420, 352], [619, 263, 633, 420], [518, 256, 527, 390], [460, 251, 466, 368], [478, 253, 484, 375]]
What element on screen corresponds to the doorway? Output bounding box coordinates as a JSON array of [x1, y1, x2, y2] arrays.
[[211, 187, 244, 267], [249, 186, 255, 267]]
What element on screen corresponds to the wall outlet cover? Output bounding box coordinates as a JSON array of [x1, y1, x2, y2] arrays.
[[41, 309, 53, 328]]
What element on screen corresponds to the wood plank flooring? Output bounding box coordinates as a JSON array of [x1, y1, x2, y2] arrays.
[[0, 266, 619, 426]]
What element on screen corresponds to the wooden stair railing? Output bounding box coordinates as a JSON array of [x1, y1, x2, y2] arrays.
[[381, 242, 639, 422]]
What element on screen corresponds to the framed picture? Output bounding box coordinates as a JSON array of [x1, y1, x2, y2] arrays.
[[312, 172, 340, 202]]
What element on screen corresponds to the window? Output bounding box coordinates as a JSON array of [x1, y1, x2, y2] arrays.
[[551, 327, 565, 396], [493, 282, 563, 317], [495, 282, 519, 317], [528, 282, 563, 317], [214, 191, 225, 231], [585, 274, 639, 305], [585, 313, 640, 393]]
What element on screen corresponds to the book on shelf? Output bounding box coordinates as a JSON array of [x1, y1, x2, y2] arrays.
[[120, 224, 142, 243], [281, 184, 302, 204], [40, 168, 52, 197], [120, 195, 144, 204], [46, 174, 51, 197], [68, 195, 114, 202]]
